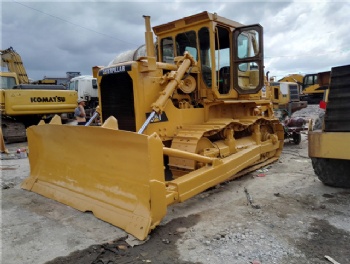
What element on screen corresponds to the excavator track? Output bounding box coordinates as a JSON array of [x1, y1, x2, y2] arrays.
[[1, 117, 27, 143]]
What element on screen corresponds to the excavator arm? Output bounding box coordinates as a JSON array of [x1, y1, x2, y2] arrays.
[[0, 47, 29, 84]]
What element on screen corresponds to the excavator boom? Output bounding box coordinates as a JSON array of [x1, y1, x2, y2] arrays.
[[1, 47, 29, 84]]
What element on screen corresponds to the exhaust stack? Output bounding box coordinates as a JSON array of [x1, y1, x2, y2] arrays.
[[143, 15, 155, 58]]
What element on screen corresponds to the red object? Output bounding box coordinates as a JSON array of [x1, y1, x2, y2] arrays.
[[257, 173, 266, 177], [320, 100, 327, 109]]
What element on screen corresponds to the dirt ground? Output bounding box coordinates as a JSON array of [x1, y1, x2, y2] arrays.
[[1, 105, 350, 264]]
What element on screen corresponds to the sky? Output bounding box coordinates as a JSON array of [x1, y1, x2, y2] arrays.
[[1, 0, 350, 81]]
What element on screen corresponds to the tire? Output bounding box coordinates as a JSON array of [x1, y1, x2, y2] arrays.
[[311, 157, 350, 188], [292, 133, 301, 145]]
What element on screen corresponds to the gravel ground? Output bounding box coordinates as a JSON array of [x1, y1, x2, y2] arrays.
[[2, 105, 349, 264]]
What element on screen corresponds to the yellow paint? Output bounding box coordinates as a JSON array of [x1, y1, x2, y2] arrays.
[[21, 12, 285, 240]]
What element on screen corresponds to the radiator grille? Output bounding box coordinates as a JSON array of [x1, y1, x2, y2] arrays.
[[289, 84, 299, 101], [100, 72, 136, 132]]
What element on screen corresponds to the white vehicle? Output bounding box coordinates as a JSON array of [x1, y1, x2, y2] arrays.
[[68, 75, 98, 108]]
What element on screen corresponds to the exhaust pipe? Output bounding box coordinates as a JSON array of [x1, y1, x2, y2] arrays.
[[143, 15, 155, 58]]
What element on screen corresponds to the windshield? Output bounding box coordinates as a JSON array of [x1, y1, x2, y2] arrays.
[[234, 27, 262, 93], [0, 76, 17, 89], [237, 34, 249, 59], [68, 81, 76, 91]]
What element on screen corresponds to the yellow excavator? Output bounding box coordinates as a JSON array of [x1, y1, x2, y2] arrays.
[[0, 47, 77, 144], [21, 12, 284, 240], [275, 72, 329, 105], [300, 72, 327, 104]]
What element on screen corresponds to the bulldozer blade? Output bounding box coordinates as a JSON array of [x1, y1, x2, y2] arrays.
[[21, 124, 167, 240]]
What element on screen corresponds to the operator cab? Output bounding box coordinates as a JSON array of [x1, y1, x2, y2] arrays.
[[303, 73, 318, 91], [154, 12, 264, 99]]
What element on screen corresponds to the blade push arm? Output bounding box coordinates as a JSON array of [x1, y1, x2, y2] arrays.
[[138, 52, 196, 134]]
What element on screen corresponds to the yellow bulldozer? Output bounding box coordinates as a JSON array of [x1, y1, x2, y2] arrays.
[[300, 72, 330, 104], [21, 12, 284, 240]]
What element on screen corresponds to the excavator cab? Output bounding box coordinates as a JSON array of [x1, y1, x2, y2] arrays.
[[22, 12, 284, 240]]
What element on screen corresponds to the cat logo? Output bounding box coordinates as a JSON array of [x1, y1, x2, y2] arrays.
[[152, 114, 161, 122], [147, 112, 168, 123]]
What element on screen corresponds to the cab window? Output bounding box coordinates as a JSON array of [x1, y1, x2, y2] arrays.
[[215, 26, 231, 94], [199, 27, 211, 88], [92, 79, 97, 89], [0, 76, 17, 89], [237, 34, 249, 71], [234, 29, 261, 93], [161, 37, 174, 64], [175, 31, 197, 60]]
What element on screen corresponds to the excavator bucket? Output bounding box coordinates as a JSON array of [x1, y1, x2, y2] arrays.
[[21, 120, 167, 240]]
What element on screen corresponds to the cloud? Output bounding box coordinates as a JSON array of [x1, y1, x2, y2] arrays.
[[2, 0, 349, 81]]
